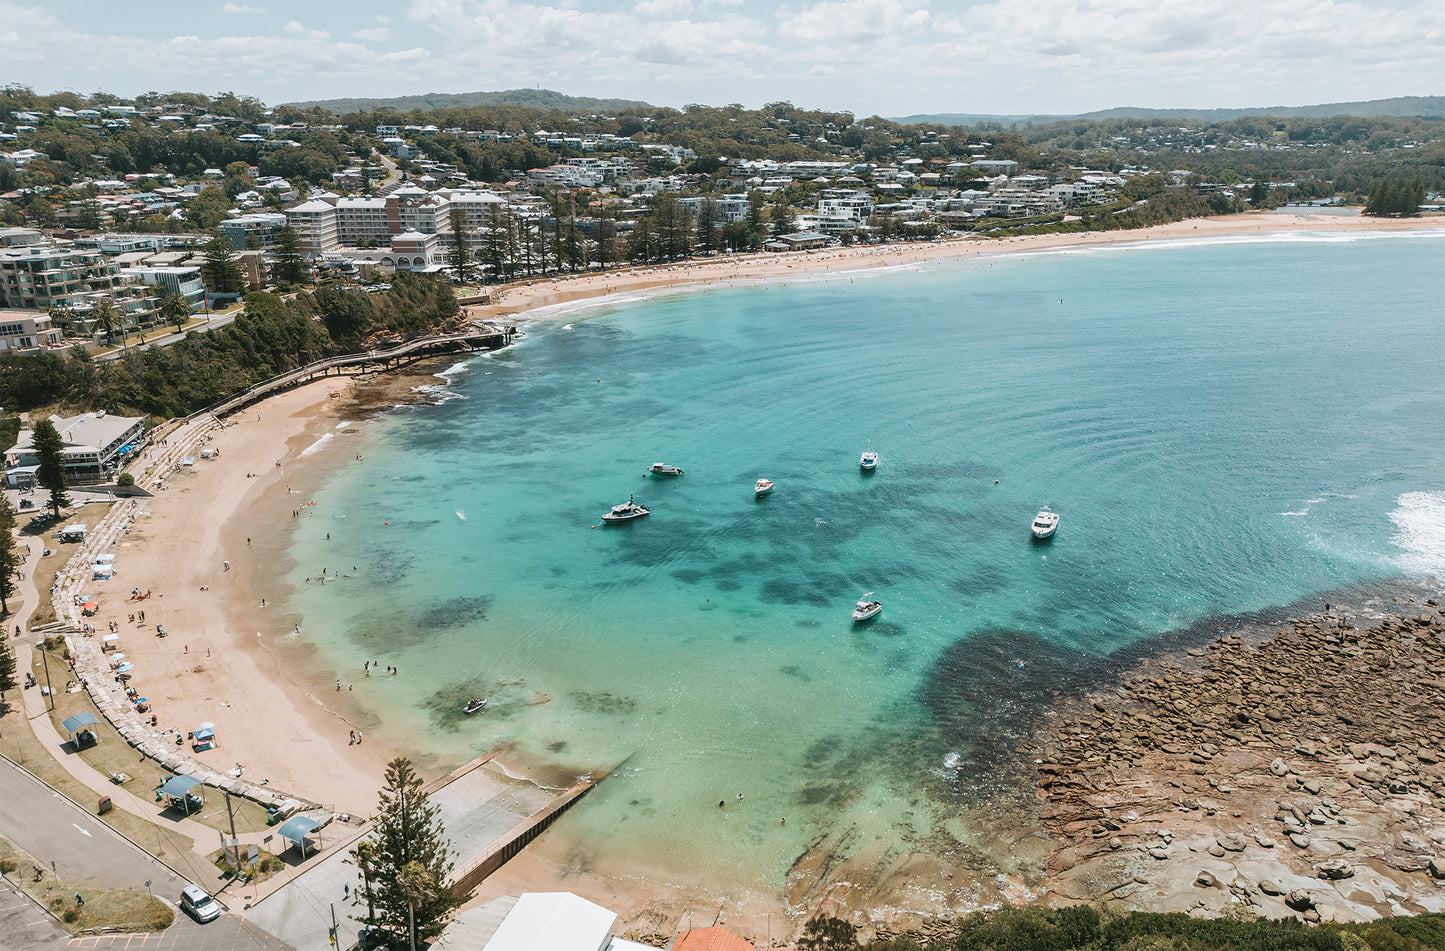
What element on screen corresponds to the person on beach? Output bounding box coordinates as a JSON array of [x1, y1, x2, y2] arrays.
[[336, 680, 341, 691]]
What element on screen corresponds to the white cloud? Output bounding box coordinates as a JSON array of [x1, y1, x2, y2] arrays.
[[352, 27, 393, 41], [221, 2, 266, 13]]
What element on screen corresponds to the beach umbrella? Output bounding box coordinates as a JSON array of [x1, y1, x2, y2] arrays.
[[109, 653, 125, 661], [198, 721, 214, 730], [134, 698, 149, 705], [82, 601, 98, 610], [116, 662, 134, 673]]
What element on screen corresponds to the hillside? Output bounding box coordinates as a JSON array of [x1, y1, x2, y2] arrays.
[[282, 88, 654, 115], [895, 95, 1445, 127]]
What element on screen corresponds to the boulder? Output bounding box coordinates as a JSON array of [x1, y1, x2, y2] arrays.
[[1218, 833, 1248, 852], [1149, 847, 1171, 860], [1271, 758, 1290, 776], [1196, 871, 1219, 888], [1258, 879, 1285, 896], [1317, 859, 1355, 880], [1286, 888, 1316, 911], [1430, 857, 1445, 880]]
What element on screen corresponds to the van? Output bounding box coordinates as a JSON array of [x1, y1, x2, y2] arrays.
[[180, 884, 221, 922]]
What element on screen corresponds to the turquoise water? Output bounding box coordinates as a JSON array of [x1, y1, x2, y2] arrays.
[[284, 231, 1445, 891]]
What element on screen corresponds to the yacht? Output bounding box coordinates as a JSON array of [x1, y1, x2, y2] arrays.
[[1031, 508, 1060, 540], [648, 463, 684, 476], [602, 495, 650, 522], [754, 479, 774, 496], [860, 442, 878, 471], [852, 595, 882, 622]]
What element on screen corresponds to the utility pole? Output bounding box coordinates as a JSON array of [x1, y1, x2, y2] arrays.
[[41, 646, 54, 711], [223, 790, 242, 872]]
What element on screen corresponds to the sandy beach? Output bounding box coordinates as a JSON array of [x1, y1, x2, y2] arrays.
[[466, 211, 1444, 327], [93, 380, 393, 816], [74, 209, 1445, 941]]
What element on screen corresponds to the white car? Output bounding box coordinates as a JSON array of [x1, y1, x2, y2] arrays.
[[180, 884, 221, 923]]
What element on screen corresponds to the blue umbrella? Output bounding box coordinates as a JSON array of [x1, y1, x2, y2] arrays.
[[115, 662, 134, 673]]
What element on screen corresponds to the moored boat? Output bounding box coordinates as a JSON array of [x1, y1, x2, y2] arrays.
[[602, 495, 650, 522], [463, 698, 487, 714], [852, 594, 882, 622], [860, 441, 878, 471], [755, 478, 774, 496], [648, 463, 684, 476], [1031, 508, 1059, 540]]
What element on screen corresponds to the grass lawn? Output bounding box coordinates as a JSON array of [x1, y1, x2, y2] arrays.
[[0, 836, 174, 934]]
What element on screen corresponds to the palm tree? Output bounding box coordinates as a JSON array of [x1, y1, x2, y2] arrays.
[[347, 839, 377, 928], [88, 297, 122, 348], [395, 861, 432, 951], [159, 291, 191, 334]]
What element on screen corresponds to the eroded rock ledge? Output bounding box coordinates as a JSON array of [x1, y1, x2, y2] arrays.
[[1033, 599, 1445, 922]]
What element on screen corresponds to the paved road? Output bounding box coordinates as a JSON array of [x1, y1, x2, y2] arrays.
[[0, 758, 291, 950], [0, 755, 187, 894], [97, 312, 242, 362]]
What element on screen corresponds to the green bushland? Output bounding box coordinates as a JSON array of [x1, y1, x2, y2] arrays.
[[797, 906, 1445, 950], [0, 273, 461, 419]]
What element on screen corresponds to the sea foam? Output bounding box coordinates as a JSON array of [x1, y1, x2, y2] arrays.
[[1391, 491, 1445, 578]]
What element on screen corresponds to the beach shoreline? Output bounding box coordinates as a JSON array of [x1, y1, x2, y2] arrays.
[[464, 210, 1444, 327], [79, 211, 1445, 942]]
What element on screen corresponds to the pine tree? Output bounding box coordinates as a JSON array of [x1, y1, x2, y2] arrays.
[[447, 208, 473, 282], [0, 496, 17, 617], [274, 226, 306, 285], [363, 758, 464, 947], [32, 419, 71, 519], [0, 638, 17, 714], [201, 235, 243, 296]]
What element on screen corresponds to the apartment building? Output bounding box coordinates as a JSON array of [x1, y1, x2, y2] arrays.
[[0, 309, 66, 353], [217, 212, 287, 251], [0, 245, 118, 311]]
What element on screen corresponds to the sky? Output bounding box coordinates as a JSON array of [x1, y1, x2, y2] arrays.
[[2, 0, 1442, 117]]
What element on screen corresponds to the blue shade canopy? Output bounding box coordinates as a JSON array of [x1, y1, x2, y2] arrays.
[[159, 775, 203, 799], [61, 712, 100, 735], [276, 815, 321, 849]]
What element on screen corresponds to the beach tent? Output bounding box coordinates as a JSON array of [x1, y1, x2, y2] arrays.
[[101, 633, 118, 651], [95, 553, 116, 564], [58, 524, 87, 542], [193, 722, 216, 751], [92, 564, 113, 580], [158, 774, 205, 814], [276, 815, 322, 859]]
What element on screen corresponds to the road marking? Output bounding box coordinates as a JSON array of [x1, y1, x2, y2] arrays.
[[73, 823, 93, 836]]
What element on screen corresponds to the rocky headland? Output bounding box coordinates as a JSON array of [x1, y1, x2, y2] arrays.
[[1032, 592, 1445, 923]]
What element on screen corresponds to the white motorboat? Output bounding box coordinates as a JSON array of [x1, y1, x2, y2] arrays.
[[1031, 508, 1060, 539], [754, 478, 774, 496], [860, 441, 878, 470], [602, 495, 650, 522], [463, 698, 487, 715], [852, 594, 882, 622], [648, 463, 684, 476]]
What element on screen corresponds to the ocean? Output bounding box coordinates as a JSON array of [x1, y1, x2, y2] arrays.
[[280, 230, 1445, 898]]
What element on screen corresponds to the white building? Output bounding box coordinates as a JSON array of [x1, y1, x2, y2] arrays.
[[0, 309, 66, 354], [7, 411, 148, 485]]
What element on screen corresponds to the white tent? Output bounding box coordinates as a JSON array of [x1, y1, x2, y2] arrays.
[[93, 564, 114, 580], [95, 553, 116, 564]]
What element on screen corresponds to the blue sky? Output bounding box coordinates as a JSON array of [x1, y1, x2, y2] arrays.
[[3, 0, 1441, 115]]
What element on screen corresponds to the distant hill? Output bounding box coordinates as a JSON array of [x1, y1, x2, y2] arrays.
[[894, 96, 1445, 127], [282, 89, 655, 115]]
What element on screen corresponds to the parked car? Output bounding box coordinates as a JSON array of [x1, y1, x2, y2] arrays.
[[180, 884, 221, 923]]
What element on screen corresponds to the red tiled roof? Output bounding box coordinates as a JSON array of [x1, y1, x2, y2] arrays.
[[673, 926, 755, 951]]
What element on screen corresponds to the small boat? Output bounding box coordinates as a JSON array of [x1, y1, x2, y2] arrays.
[[852, 594, 882, 622], [754, 479, 774, 496], [463, 698, 487, 715], [601, 494, 650, 522], [860, 441, 878, 471], [1031, 508, 1060, 540], [648, 463, 684, 476]]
